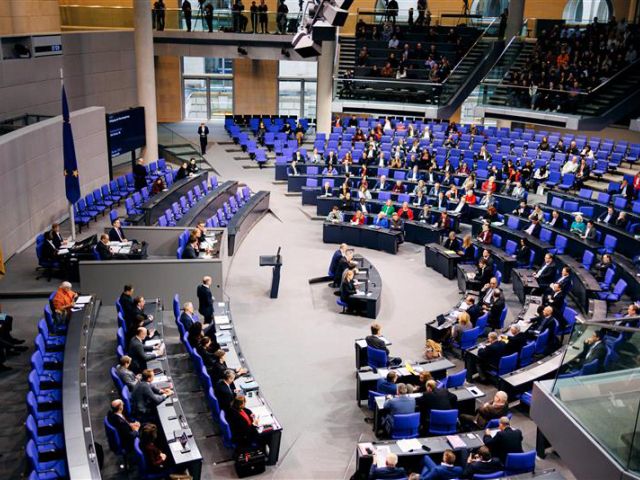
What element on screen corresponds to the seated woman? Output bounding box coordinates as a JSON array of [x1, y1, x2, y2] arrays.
[[340, 269, 360, 314], [451, 312, 473, 343], [175, 161, 189, 180], [351, 210, 366, 225], [458, 234, 475, 262], [210, 349, 247, 381], [151, 177, 166, 195], [140, 423, 175, 473], [477, 223, 493, 244], [226, 395, 261, 454], [483, 206, 499, 223], [515, 238, 532, 266], [570, 214, 586, 235]]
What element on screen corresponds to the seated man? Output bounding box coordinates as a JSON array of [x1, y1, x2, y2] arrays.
[[107, 399, 140, 450], [213, 369, 237, 411], [375, 371, 399, 395], [461, 446, 503, 479], [534, 254, 556, 291], [373, 212, 389, 228], [563, 329, 607, 373], [326, 205, 343, 223], [482, 416, 523, 463], [369, 452, 406, 480], [115, 355, 139, 391], [131, 369, 173, 423], [476, 331, 507, 380], [109, 218, 128, 242], [421, 449, 463, 480], [96, 233, 118, 260], [528, 306, 557, 340], [366, 322, 402, 367], [504, 324, 528, 355], [182, 234, 199, 259], [485, 289, 505, 330], [382, 383, 415, 436], [460, 391, 509, 431], [416, 379, 458, 434]]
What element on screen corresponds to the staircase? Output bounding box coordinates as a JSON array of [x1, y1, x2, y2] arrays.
[[575, 61, 640, 118], [337, 36, 356, 76], [482, 39, 535, 107]]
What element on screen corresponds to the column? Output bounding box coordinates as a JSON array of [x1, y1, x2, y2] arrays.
[[134, 0, 159, 162], [315, 39, 336, 135], [504, 0, 525, 41]]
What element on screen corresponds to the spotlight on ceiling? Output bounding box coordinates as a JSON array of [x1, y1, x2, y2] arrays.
[[292, 30, 321, 58], [322, 4, 348, 27]]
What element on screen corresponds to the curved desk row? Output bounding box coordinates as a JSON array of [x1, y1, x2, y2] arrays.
[[176, 180, 238, 227], [138, 172, 208, 226], [352, 255, 382, 319], [64, 295, 102, 479], [226, 191, 270, 256], [213, 302, 283, 465], [146, 300, 203, 478], [323, 221, 402, 254]]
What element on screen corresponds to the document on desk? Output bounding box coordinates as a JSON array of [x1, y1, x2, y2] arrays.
[[397, 439, 422, 453], [466, 386, 484, 398], [375, 446, 390, 467], [214, 315, 230, 325], [145, 338, 162, 347], [396, 368, 410, 376], [75, 295, 93, 305], [251, 405, 271, 418], [58, 248, 70, 255], [358, 442, 374, 456], [153, 374, 169, 384], [446, 435, 466, 449]]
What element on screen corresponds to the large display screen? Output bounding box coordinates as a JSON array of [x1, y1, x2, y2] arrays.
[[106, 107, 146, 158]]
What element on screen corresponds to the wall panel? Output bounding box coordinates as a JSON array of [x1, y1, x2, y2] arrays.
[[233, 58, 278, 115], [155, 55, 182, 123]]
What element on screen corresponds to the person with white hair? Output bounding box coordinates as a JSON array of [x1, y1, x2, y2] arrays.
[[369, 452, 407, 479], [52, 281, 78, 325], [483, 415, 524, 463], [460, 391, 510, 431]]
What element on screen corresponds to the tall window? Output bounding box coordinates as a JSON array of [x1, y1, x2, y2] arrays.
[[563, 0, 612, 23], [183, 57, 233, 119], [278, 61, 317, 118]]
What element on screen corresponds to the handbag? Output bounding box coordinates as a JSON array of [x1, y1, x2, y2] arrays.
[[234, 449, 267, 478]]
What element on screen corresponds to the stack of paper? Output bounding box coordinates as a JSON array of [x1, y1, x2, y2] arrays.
[[446, 435, 466, 449], [145, 339, 162, 348], [214, 315, 230, 325], [396, 438, 422, 452], [75, 295, 92, 305], [375, 446, 390, 467]]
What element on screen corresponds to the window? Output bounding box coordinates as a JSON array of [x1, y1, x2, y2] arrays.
[[278, 61, 317, 118], [182, 57, 233, 119], [563, 0, 612, 23]]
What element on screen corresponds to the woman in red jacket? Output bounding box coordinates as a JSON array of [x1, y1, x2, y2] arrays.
[[351, 210, 366, 225], [477, 223, 493, 244]]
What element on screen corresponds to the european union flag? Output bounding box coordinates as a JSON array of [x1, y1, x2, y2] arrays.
[[62, 86, 81, 204]]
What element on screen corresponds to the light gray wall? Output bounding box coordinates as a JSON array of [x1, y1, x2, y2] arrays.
[[0, 106, 110, 258], [0, 31, 137, 122], [62, 31, 137, 113], [79, 259, 224, 306]]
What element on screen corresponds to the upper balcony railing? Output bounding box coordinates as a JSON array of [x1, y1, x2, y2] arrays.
[[552, 318, 640, 474]]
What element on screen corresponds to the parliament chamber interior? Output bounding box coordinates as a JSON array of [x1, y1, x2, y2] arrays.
[[1, 0, 640, 479]]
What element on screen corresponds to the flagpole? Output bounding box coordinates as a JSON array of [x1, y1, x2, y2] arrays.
[[61, 68, 77, 241]]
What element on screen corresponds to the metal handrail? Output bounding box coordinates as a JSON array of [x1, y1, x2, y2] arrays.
[[588, 58, 640, 95], [332, 76, 442, 88], [488, 82, 589, 96], [442, 16, 497, 85], [480, 34, 518, 83]]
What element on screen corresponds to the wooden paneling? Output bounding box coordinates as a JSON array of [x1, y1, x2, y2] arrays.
[[524, 0, 566, 20], [2, 0, 61, 35], [233, 58, 278, 115], [155, 55, 182, 123]]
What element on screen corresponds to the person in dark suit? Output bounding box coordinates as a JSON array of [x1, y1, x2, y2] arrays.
[[41, 231, 58, 261], [340, 269, 361, 314], [49, 223, 64, 249], [333, 249, 356, 288], [375, 371, 399, 395], [197, 122, 209, 155], [197, 276, 215, 327], [125, 296, 154, 343], [480, 249, 494, 274], [178, 301, 198, 331], [465, 297, 484, 325], [443, 231, 460, 251], [420, 450, 463, 480], [515, 238, 531, 266], [109, 218, 127, 242], [329, 243, 348, 280], [486, 289, 505, 329], [210, 349, 247, 382], [460, 391, 509, 430], [524, 217, 541, 237], [461, 446, 504, 479], [474, 260, 493, 292], [543, 283, 566, 319], [555, 266, 572, 295], [213, 369, 237, 411], [181, 0, 192, 31], [374, 175, 390, 191], [115, 355, 139, 391], [128, 328, 163, 374], [483, 417, 523, 463], [107, 399, 140, 450], [226, 395, 260, 452], [478, 332, 507, 376], [614, 212, 629, 230], [366, 322, 402, 367], [119, 285, 136, 325], [131, 369, 172, 423], [182, 235, 199, 259], [534, 253, 556, 290], [369, 452, 407, 479], [591, 253, 614, 282], [598, 206, 616, 224], [196, 335, 220, 368], [416, 380, 458, 432], [565, 329, 608, 373], [133, 158, 148, 191], [96, 234, 114, 260], [504, 325, 528, 355], [528, 307, 558, 349]]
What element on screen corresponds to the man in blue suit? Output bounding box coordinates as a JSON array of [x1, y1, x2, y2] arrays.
[[374, 212, 390, 228], [421, 449, 463, 480], [375, 371, 399, 395], [382, 383, 415, 436], [369, 452, 407, 479], [329, 243, 347, 279]]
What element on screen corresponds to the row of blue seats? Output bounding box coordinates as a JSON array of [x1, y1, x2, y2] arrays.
[[26, 294, 70, 479], [156, 175, 218, 227]]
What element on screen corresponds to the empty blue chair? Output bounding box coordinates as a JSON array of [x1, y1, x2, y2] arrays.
[[34, 334, 63, 365], [26, 439, 68, 479], [476, 312, 488, 331], [445, 369, 466, 388], [336, 298, 348, 312], [561, 307, 578, 336], [206, 387, 221, 423], [26, 392, 62, 432], [219, 410, 236, 449], [104, 415, 128, 467], [550, 235, 567, 255], [598, 234, 617, 254], [534, 330, 549, 355], [504, 450, 536, 475], [367, 346, 387, 372], [391, 412, 421, 439], [504, 240, 517, 256], [492, 234, 503, 248], [454, 327, 481, 350], [368, 390, 385, 412], [26, 415, 64, 457], [473, 472, 505, 479], [599, 268, 616, 290], [31, 351, 62, 386], [29, 370, 61, 409], [598, 279, 627, 302], [519, 342, 535, 367], [497, 352, 518, 375], [429, 409, 458, 435], [582, 250, 595, 269], [539, 228, 553, 244]]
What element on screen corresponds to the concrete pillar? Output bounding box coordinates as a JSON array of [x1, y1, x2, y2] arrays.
[[134, 0, 159, 162], [315, 39, 336, 135], [504, 0, 525, 41]]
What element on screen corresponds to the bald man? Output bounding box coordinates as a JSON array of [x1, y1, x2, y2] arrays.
[[107, 399, 140, 450]]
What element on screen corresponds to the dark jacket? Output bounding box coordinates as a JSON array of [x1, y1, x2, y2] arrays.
[[197, 284, 214, 319], [214, 379, 235, 411], [505, 332, 528, 355], [131, 381, 165, 418], [483, 427, 523, 463], [182, 244, 198, 259], [368, 464, 407, 479], [107, 410, 138, 450], [226, 407, 259, 447], [128, 337, 155, 374], [416, 388, 458, 426], [478, 340, 507, 369], [365, 335, 389, 355], [109, 227, 126, 242], [462, 457, 504, 479], [96, 241, 113, 260]]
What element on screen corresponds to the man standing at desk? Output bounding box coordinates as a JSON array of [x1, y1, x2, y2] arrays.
[[198, 122, 209, 155], [366, 323, 401, 367], [483, 416, 523, 463], [133, 158, 148, 192], [534, 253, 556, 291], [197, 276, 216, 328]]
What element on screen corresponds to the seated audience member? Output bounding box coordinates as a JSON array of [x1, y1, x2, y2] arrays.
[[151, 177, 165, 195], [326, 205, 343, 223], [582, 220, 596, 241], [175, 161, 189, 180], [140, 423, 175, 473], [321, 181, 333, 197], [543, 282, 566, 318], [457, 234, 474, 262], [555, 265, 572, 294], [476, 332, 507, 379], [528, 205, 544, 222], [210, 348, 247, 382], [188, 322, 204, 350], [416, 379, 458, 433], [382, 383, 415, 436], [598, 206, 616, 224], [197, 335, 221, 369], [116, 355, 139, 391], [524, 217, 541, 237], [564, 329, 607, 373], [591, 253, 613, 282], [443, 231, 460, 251], [462, 446, 503, 479], [52, 281, 78, 325], [460, 391, 509, 431], [373, 212, 390, 228], [534, 253, 556, 290], [381, 199, 395, 217], [515, 238, 531, 265], [451, 312, 473, 343], [366, 322, 402, 367], [131, 369, 172, 422], [41, 231, 58, 261], [107, 399, 140, 450], [512, 200, 530, 218], [182, 234, 199, 259], [389, 213, 404, 238], [49, 223, 64, 248], [125, 296, 155, 341], [483, 416, 523, 463], [376, 371, 399, 396], [614, 211, 629, 230], [214, 369, 237, 411], [462, 296, 483, 325], [97, 233, 122, 260], [369, 452, 407, 480], [178, 301, 199, 330], [128, 327, 164, 374], [570, 214, 586, 235], [421, 450, 462, 480], [398, 202, 414, 220], [478, 276, 499, 307], [546, 209, 562, 228], [351, 210, 366, 225], [340, 269, 362, 314], [226, 395, 261, 453], [504, 324, 528, 355], [477, 223, 492, 244], [109, 218, 128, 242]]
